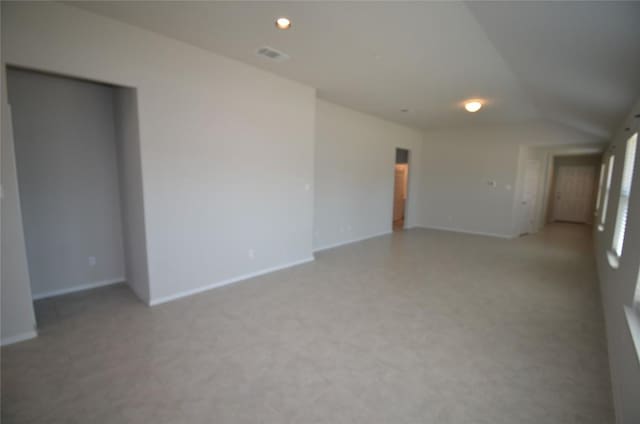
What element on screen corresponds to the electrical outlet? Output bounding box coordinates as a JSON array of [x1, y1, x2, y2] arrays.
[[88, 256, 97, 267], [248, 249, 255, 259]]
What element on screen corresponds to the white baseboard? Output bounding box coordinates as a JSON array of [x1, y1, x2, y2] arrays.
[[416, 225, 516, 239], [32, 277, 125, 300], [1, 330, 37, 346], [313, 230, 392, 253], [149, 256, 315, 306]]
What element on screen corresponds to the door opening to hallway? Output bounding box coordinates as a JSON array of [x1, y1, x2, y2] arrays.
[[549, 154, 602, 225], [393, 148, 409, 231]]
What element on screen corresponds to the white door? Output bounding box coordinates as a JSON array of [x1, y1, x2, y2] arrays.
[[519, 160, 541, 235], [553, 165, 596, 223]]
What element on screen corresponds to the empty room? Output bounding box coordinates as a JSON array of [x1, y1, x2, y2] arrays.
[[1, 1, 640, 423]]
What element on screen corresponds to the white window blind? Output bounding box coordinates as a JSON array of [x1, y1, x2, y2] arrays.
[[601, 155, 615, 226], [612, 133, 638, 257]]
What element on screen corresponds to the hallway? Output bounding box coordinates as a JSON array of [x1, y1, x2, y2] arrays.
[[1, 224, 613, 423]]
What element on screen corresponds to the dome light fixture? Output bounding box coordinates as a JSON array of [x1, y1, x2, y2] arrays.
[[464, 100, 483, 113], [275, 17, 292, 30]]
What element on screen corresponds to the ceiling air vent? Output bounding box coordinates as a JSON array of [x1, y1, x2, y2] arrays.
[[256, 46, 290, 62]]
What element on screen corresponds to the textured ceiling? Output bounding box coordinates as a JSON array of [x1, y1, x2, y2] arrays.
[[69, 1, 640, 139]]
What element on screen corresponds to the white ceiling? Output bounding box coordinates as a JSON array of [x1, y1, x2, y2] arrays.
[[69, 1, 640, 139]]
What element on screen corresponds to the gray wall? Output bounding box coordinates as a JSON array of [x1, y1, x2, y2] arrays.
[[313, 99, 423, 250], [114, 88, 150, 303], [420, 127, 522, 238], [1, 67, 37, 345], [594, 97, 640, 424], [7, 68, 125, 299]]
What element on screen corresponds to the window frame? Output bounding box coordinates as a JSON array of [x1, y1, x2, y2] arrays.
[[599, 154, 615, 231], [611, 133, 638, 260], [595, 162, 606, 217]]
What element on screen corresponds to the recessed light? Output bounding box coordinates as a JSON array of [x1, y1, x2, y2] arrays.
[[401, 108, 409, 113], [464, 100, 483, 113], [275, 17, 292, 30]]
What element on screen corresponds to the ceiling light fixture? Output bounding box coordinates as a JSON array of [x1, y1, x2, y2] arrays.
[[464, 100, 483, 113], [275, 17, 292, 30]]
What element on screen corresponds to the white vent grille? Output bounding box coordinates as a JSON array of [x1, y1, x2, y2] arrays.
[[255, 46, 290, 62]]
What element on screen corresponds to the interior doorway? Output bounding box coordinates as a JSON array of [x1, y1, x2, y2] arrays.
[[548, 155, 601, 225], [393, 148, 410, 231]]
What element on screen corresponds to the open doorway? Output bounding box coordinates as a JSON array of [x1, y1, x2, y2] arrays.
[[6, 67, 150, 326], [393, 148, 410, 231], [547, 154, 602, 225]]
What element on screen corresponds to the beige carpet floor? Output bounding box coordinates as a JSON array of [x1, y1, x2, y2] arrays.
[[1, 224, 613, 423]]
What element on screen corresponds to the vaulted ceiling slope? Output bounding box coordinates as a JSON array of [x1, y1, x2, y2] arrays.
[[466, 2, 640, 140], [69, 1, 640, 140]]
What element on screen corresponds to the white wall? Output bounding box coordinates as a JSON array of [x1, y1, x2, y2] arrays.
[[313, 99, 423, 250], [420, 127, 522, 237], [1, 1, 316, 309], [594, 97, 640, 424], [114, 88, 150, 304], [1, 68, 37, 345], [419, 122, 604, 238], [7, 68, 126, 299]]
